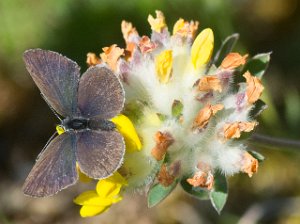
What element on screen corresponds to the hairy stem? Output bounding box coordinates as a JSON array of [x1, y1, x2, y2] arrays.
[[250, 133, 300, 150]]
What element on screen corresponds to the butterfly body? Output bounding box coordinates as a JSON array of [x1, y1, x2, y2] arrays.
[[62, 117, 116, 132], [23, 49, 125, 197]]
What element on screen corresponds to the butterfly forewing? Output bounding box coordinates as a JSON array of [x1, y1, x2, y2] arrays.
[[78, 66, 124, 119], [23, 49, 80, 117], [75, 130, 125, 179], [23, 132, 78, 197]]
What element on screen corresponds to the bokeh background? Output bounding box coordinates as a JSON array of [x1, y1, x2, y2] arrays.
[[0, 0, 300, 223]]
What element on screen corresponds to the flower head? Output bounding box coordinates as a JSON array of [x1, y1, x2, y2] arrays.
[[84, 10, 267, 214]]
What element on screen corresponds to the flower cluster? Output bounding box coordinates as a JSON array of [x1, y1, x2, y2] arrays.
[[77, 10, 269, 215]]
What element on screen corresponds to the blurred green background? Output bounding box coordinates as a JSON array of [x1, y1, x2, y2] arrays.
[[0, 0, 299, 223]]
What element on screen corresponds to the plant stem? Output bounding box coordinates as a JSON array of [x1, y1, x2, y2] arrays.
[[250, 133, 300, 150]]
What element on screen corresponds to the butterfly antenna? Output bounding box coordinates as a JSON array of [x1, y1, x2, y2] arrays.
[[40, 93, 63, 122], [36, 131, 58, 160]]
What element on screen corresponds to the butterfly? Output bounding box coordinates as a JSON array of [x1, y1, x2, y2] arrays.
[[23, 49, 125, 197]]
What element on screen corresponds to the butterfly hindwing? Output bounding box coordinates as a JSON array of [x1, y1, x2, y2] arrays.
[[23, 132, 78, 197], [78, 66, 124, 119], [75, 130, 125, 179], [23, 49, 80, 117]]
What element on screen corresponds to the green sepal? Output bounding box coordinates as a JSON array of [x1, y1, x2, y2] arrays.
[[249, 99, 268, 118], [157, 113, 168, 122], [242, 52, 271, 78], [147, 179, 179, 208], [172, 100, 183, 118], [209, 171, 228, 214], [180, 178, 210, 200], [248, 150, 265, 162], [213, 33, 240, 67], [123, 100, 145, 124]]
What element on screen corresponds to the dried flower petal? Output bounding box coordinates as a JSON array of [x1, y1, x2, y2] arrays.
[[191, 28, 214, 69], [86, 53, 101, 66], [221, 53, 248, 70], [198, 75, 222, 92], [121, 20, 138, 43], [223, 121, 258, 139], [241, 151, 258, 177], [187, 170, 214, 190], [139, 36, 157, 54], [148, 10, 166, 33], [243, 71, 264, 104], [100, 44, 124, 72], [157, 164, 175, 187], [155, 50, 173, 83], [151, 131, 174, 161], [124, 42, 136, 61], [192, 104, 224, 130]]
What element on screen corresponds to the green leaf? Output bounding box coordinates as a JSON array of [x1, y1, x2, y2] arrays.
[[249, 99, 268, 118], [172, 100, 183, 118], [242, 52, 271, 78], [180, 178, 210, 200], [213, 33, 240, 66], [248, 150, 265, 162], [209, 171, 228, 214], [147, 180, 178, 208]]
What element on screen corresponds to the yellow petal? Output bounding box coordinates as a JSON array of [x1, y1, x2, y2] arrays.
[[79, 205, 110, 217], [56, 125, 65, 135], [73, 190, 113, 206], [173, 19, 199, 38], [155, 50, 173, 83], [173, 18, 185, 35], [111, 114, 142, 153], [191, 28, 214, 70], [96, 172, 127, 197], [148, 10, 166, 33], [76, 163, 92, 183]]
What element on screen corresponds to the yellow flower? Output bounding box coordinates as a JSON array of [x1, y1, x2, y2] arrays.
[[191, 28, 214, 70], [111, 114, 142, 153], [155, 50, 173, 83], [74, 172, 127, 217]]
